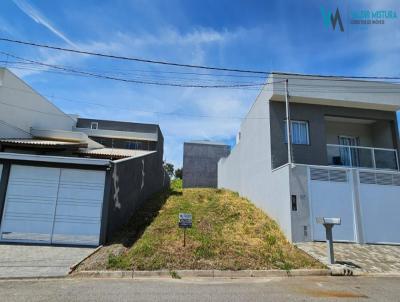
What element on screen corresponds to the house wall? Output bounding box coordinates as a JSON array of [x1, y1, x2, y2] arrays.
[[76, 118, 158, 138], [105, 150, 169, 240], [371, 120, 396, 149], [271, 73, 400, 111], [325, 120, 395, 149], [289, 165, 312, 242], [218, 85, 293, 241], [0, 69, 75, 138], [269, 101, 399, 169], [326, 121, 374, 146], [183, 142, 230, 188]]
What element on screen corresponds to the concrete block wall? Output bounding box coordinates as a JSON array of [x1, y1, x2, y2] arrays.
[[183, 142, 230, 188], [105, 151, 169, 240]]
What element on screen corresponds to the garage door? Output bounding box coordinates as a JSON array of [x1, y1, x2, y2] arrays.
[[0, 165, 105, 246], [309, 167, 356, 242], [358, 171, 400, 244], [52, 169, 105, 245]]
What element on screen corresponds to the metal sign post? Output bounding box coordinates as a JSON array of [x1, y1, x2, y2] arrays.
[[316, 217, 341, 264], [179, 213, 192, 247]]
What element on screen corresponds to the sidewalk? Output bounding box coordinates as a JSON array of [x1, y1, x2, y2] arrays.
[[296, 242, 400, 275]]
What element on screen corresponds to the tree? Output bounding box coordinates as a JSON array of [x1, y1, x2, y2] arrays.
[[163, 162, 174, 178], [174, 168, 182, 179]]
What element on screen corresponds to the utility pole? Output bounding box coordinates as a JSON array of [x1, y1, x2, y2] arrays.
[[284, 79, 292, 165]]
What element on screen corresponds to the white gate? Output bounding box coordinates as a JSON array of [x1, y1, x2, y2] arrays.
[[358, 171, 400, 244], [0, 165, 105, 246], [309, 167, 356, 242]]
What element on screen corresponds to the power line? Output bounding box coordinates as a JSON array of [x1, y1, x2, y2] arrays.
[[3, 63, 399, 94], [3, 57, 400, 94], [2, 37, 400, 81], [0, 88, 269, 120], [0, 51, 267, 89], [0, 119, 31, 136], [0, 60, 265, 86], [2, 55, 400, 88], [0, 59, 268, 79], [0, 37, 269, 75]]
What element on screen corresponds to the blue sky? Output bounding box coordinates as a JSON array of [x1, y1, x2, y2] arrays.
[[0, 0, 399, 167]]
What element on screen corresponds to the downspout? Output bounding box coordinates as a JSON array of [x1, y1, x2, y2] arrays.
[[285, 79, 293, 166], [285, 78, 295, 242]]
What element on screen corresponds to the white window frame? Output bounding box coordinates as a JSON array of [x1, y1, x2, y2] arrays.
[[90, 122, 99, 130], [284, 120, 310, 145]]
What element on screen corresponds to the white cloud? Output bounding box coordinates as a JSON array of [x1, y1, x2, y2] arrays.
[[3, 13, 266, 167], [12, 0, 77, 48]]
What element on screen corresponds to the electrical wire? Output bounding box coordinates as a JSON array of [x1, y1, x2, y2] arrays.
[[1, 37, 400, 81], [0, 37, 269, 74], [0, 52, 266, 89]]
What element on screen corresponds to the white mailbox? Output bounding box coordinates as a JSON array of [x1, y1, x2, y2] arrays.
[[316, 217, 341, 264]]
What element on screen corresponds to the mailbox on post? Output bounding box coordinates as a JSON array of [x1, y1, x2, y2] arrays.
[[316, 217, 341, 264]]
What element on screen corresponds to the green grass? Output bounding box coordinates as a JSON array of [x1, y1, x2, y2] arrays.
[[100, 179, 323, 271]]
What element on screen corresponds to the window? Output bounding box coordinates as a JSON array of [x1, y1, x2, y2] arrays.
[[291, 195, 297, 211], [284, 120, 310, 145], [90, 122, 98, 130]]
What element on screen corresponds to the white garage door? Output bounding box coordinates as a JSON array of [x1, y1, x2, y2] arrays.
[[0, 165, 105, 246], [309, 167, 356, 242], [52, 169, 105, 245], [358, 171, 400, 244]]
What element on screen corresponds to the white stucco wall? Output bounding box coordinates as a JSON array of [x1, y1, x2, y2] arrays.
[[271, 73, 400, 111], [289, 165, 311, 242], [0, 68, 75, 138], [218, 80, 293, 240]]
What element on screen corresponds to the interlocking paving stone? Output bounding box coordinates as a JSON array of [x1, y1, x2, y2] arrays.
[[0, 244, 95, 278], [296, 242, 400, 274]]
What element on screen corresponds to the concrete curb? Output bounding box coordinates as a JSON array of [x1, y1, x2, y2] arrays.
[[69, 245, 103, 274], [71, 269, 331, 279]]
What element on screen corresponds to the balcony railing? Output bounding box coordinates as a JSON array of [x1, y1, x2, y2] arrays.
[[326, 144, 399, 171]]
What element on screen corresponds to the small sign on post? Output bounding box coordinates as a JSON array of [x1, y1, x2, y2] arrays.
[[178, 213, 192, 247]]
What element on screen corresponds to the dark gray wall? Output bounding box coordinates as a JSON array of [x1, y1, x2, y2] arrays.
[[105, 151, 169, 240], [269, 101, 399, 169], [183, 142, 230, 188], [76, 118, 158, 135]]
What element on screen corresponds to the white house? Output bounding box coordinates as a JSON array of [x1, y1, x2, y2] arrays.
[[218, 72, 400, 245], [0, 68, 168, 246]]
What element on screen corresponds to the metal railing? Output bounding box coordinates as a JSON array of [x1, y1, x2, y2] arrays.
[[326, 144, 399, 171]]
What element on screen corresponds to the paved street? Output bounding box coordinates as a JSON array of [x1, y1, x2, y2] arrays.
[[0, 276, 399, 301], [0, 244, 95, 278], [296, 242, 400, 274]]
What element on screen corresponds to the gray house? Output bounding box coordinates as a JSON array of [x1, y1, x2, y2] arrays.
[[0, 68, 168, 246], [183, 141, 230, 188], [219, 72, 400, 245]]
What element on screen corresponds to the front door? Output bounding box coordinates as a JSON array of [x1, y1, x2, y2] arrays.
[[339, 136, 359, 167]]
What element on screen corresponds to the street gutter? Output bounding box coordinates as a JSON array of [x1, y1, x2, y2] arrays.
[[71, 269, 331, 279]]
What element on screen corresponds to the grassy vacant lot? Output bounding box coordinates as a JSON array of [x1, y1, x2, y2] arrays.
[[79, 179, 322, 271]]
